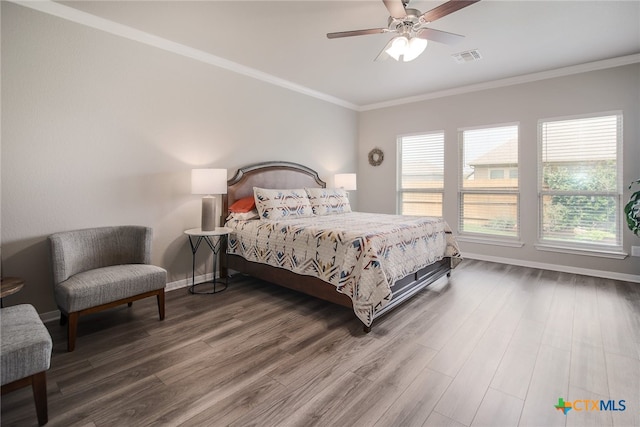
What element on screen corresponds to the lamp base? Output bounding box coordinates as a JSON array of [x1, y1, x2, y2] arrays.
[[201, 196, 217, 231]]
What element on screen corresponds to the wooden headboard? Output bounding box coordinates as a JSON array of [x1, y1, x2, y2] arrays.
[[222, 161, 326, 216]]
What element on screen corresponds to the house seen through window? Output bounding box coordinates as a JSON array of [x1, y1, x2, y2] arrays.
[[460, 124, 519, 238]]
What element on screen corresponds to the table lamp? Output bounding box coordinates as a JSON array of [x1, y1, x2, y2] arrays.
[[334, 173, 357, 191], [192, 168, 227, 231]]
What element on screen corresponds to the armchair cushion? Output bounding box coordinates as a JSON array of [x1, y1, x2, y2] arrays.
[[54, 264, 167, 313]]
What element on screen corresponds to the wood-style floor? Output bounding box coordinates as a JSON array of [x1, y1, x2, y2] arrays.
[[2, 260, 639, 427]]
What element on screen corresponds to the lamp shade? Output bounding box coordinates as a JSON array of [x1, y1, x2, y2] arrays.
[[385, 36, 409, 61], [335, 173, 357, 191], [383, 35, 428, 62], [403, 37, 428, 62], [191, 169, 227, 195]]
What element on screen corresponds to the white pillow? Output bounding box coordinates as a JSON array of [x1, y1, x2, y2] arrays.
[[226, 210, 259, 221], [253, 187, 314, 220], [305, 187, 351, 215]]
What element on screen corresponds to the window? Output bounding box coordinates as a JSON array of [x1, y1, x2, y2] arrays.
[[397, 132, 444, 216], [489, 169, 505, 180], [538, 113, 622, 250], [460, 124, 519, 237]]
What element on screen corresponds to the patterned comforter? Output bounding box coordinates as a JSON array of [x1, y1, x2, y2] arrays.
[[226, 212, 461, 326]]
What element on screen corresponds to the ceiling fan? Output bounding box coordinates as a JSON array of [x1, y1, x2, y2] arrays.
[[327, 0, 480, 62]]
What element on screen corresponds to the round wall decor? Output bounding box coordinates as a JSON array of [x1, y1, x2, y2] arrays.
[[368, 148, 384, 166]]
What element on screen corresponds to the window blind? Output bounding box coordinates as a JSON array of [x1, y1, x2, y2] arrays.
[[397, 132, 444, 216], [539, 113, 622, 248]]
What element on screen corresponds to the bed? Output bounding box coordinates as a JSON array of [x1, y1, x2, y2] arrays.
[[221, 161, 461, 332]]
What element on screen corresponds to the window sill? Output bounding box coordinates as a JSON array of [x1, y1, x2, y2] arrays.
[[456, 235, 524, 248], [535, 243, 627, 259]]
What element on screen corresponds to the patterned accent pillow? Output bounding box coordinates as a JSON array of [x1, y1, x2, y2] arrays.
[[305, 187, 352, 215], [253, 187, 314, 220]]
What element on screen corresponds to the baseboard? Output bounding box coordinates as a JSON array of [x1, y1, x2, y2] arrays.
[[165, 273, 213, 292], [462, 252, 640, 283], [41, 310, 61, 324]]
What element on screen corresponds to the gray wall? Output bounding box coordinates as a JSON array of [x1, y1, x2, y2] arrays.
[[358, 63, 640, 279], [1, 3, 358, 313]]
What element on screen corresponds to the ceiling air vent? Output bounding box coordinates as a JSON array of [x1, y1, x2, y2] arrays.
[[452, 49, 482, 64]]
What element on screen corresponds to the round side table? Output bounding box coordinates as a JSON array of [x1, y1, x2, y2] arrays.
[[1, 277, 25, 307], [184, 227, 232, 294]]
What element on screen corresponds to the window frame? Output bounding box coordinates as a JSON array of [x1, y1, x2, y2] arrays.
[[458, 122, 521, 241], [536, 111, 624, 256], [396, 131, 445, 217]]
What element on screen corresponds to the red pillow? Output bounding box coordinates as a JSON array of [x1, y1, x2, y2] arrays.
[[229, 196, 256, 213]]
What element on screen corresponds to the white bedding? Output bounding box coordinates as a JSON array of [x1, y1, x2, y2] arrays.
[[226, 212, 461, 326]]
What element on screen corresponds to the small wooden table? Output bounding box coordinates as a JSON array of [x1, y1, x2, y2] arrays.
[[0, 277, 25, 307]]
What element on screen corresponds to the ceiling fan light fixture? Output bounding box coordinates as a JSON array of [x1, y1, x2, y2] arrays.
[[384, 35, 427, 62], [403, 37, 428, 61], [327, 0, 479, 62], [385, 35, 409, 61]]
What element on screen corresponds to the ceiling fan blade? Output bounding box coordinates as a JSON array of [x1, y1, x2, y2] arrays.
[[327, 28, 387, 39], [383, 0, 407, 19], [416, 28, 465, 45], [420, 0, 480, 23]]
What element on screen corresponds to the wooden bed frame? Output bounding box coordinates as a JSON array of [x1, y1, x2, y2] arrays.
[[220, 161, 452, 332]]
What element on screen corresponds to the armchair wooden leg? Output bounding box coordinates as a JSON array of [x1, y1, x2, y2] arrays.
[[31, 371, 48, 426], [67, 312, 79, 352], [157, 290, 165, 320], [127, 302, 133, 307]]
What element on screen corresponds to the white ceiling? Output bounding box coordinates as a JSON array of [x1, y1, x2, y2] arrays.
[[55, 0, 640, 109]]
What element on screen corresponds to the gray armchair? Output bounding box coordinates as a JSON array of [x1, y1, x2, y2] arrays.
[[49, 226, 166, 351]]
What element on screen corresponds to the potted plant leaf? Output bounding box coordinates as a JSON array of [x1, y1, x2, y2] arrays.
[[625, 179, 640, 236]]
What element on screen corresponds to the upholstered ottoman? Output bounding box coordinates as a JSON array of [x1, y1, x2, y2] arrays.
[[1, 304, 53, 425]]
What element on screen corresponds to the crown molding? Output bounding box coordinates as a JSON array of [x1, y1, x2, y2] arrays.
[[359, 54, 640, 111], [10, 0, 359, 111], [10, 1, 639, 113]]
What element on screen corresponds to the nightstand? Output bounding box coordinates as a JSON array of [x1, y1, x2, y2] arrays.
[[184, 227, 232, 294]]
